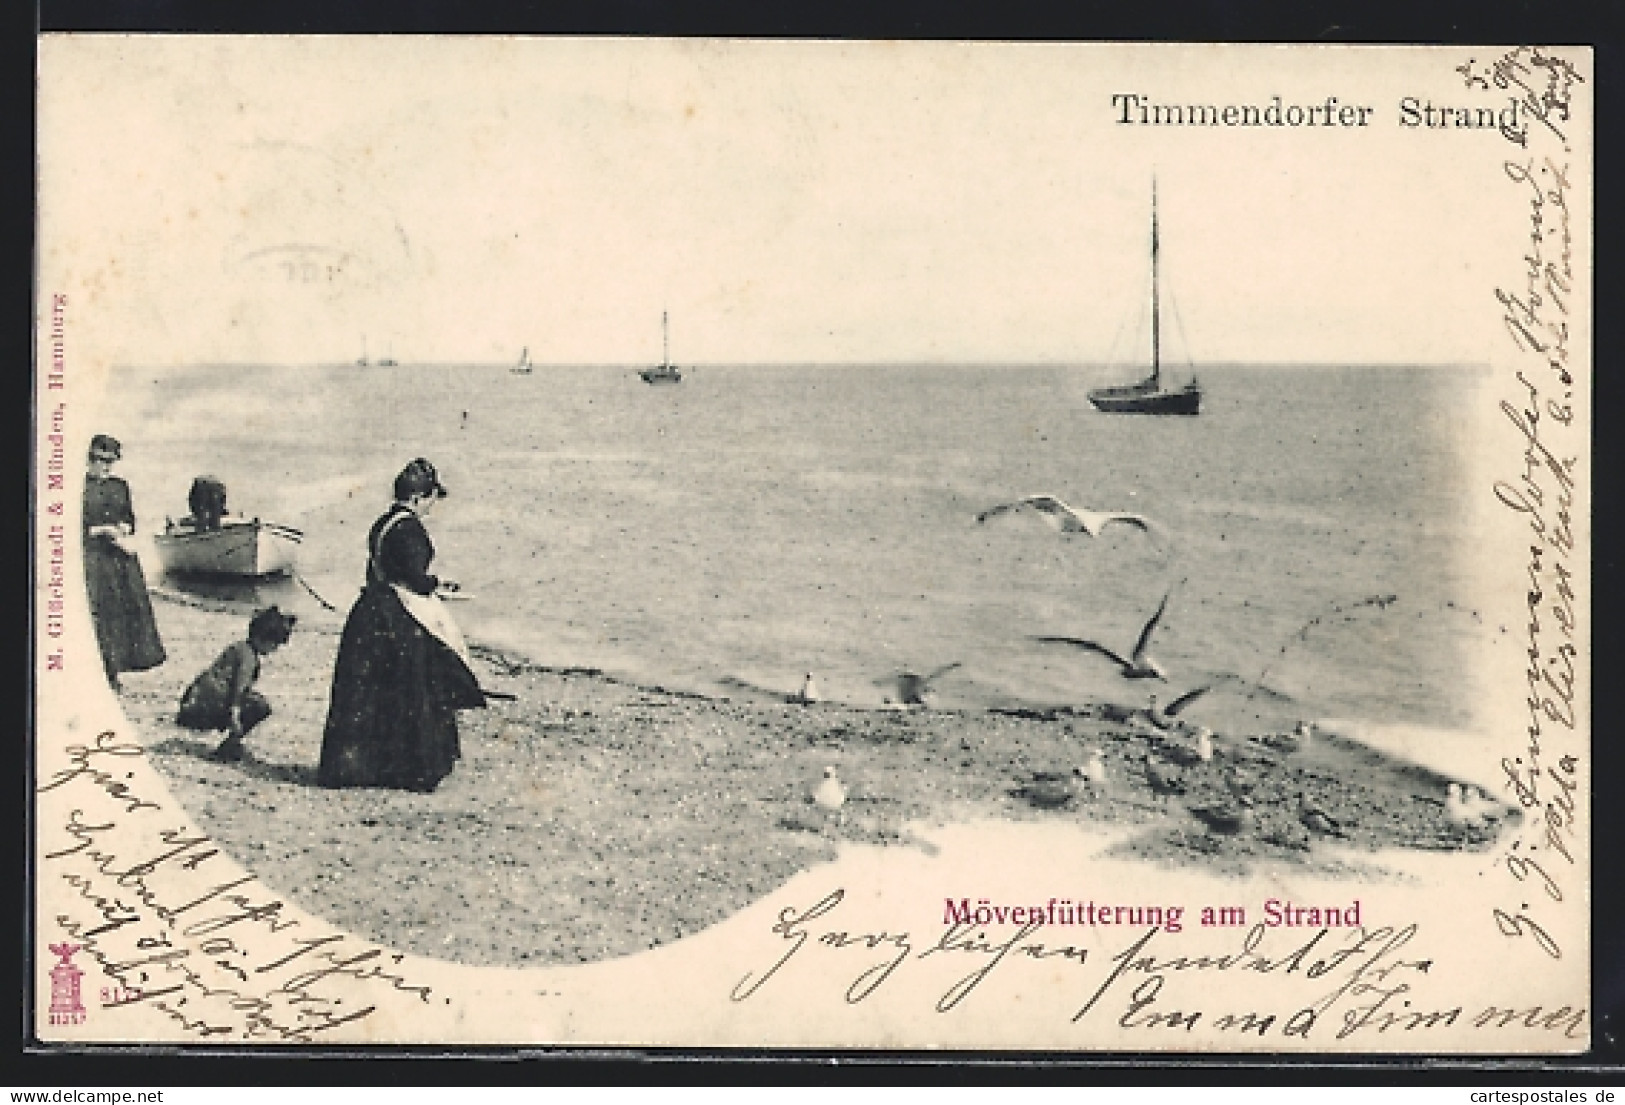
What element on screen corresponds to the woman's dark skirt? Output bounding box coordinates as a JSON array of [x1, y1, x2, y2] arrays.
[[317, 583, 485, 792], [84, 543, 166, 679]]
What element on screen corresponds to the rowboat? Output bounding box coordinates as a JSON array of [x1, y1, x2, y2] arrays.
[[154, 516, 303, 577]]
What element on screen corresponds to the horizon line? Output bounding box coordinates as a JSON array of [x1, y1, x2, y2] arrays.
[[107, 358, 1492, 371]]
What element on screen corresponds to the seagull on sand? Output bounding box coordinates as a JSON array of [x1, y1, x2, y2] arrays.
[[813, 766, 847, 811], [1259, 721, 1314, 755], [1190, 798, 1256, 836], [1157, 726, 1215, 767], [1034, 588, 1174, 681], [977, 494, 1160, 540], [1223, 764, 1262, 800], [792, 673, 820, 705], [1446, 783, 1503, 826], [1299, 799, 1347, 839], [1444, 783, 1481, 826], [1145, 760, 1188, 796], [1017, 769, 1086, 809], [886, 662, 962, 706], [1192, 727, 1216, 763], [1080, 748, 1108, 786]]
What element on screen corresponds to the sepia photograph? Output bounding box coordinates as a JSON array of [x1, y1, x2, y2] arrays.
[[33, 38, 1590, 1050]]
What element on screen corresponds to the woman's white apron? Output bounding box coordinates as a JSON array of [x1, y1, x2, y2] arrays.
[[374, 510, 475, 673]]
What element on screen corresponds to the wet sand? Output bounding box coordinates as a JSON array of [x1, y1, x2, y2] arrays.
[[116, 590, 1514, 969]]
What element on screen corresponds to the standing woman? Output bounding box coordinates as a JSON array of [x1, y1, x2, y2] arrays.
[[318, 458, 486, 792], [82, 434, 166, 689]]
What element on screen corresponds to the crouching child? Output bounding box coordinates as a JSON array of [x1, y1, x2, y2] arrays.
[[178, 605, 297, 762]]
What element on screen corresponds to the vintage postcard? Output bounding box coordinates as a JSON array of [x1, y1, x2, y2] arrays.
[[33, 38, 1591, 1050]]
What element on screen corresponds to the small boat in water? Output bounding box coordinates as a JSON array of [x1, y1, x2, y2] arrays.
[[155, 517, 303, 577], [512, 346, 533, 375], [1088, 182, 1202, 416], [639, 312, 682, 385]]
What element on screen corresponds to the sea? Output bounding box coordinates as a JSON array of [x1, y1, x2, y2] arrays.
[[101, 362, 1490, 742]]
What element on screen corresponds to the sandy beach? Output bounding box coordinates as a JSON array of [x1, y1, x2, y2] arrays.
[[117, 588, 1514, 971]]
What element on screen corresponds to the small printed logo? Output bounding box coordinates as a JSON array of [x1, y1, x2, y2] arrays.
[[47, 942, 86, 1026]]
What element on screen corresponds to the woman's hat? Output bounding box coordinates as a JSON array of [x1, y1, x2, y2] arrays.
[[248, 605, 298, 645], [88, 434, 122, 461], [394, 457, 448, 501]]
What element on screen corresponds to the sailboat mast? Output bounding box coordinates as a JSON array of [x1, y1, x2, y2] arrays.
[[1150, 180, 1160, 388], [662, 311, 670, 367]]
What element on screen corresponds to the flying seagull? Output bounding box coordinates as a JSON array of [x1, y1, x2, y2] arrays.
[[877, 659, 962, 702], [885, 662, 963, 706], [1144, 684, 1215, 730], [977, 495, 1160, 540], [1034, 588, 1173, 680]]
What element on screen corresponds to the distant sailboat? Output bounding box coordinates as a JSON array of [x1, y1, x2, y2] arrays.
[[379, 342, 398, 368], [1087, 181, 1203, 416], [512, 347, 533, 375], [356, 335, 369, 368], [639, 312, 682, 385]]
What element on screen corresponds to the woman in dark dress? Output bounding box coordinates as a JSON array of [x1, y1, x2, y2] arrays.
[[317, 458, 486, 792], [82, 434, 166, 688]]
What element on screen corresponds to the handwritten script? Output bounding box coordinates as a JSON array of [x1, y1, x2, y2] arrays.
[[39, 730, 437, 1041], [1483, 47, 1585, 965], [731, 890, 1586, 1042], [1457, 46, 1585, 150]]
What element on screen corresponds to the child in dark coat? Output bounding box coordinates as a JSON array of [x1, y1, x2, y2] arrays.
[[178, 606, 297, 762]]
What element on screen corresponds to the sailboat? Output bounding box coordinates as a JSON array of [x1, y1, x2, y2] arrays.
[[355, 335, 369, 368], [1087, 182, 1203, 416], [639, 312, 682, 384], [511, 347, 533, 375]]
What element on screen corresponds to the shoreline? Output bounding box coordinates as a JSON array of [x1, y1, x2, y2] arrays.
[[117, 587, 1516, 969]]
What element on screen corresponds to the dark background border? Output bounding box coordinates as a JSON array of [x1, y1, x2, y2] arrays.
[[13, 0, 1621, 1085]]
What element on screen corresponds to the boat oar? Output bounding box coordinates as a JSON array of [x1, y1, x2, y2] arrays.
[[293, 571, 341, 613]]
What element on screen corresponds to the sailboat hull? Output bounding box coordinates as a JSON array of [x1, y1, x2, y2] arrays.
[[641, 312, 682, 383], [1090, 182, 1204, 416], [1087, 379, 1202, 415]]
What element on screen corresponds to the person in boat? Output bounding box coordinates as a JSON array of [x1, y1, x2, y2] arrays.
[[178, 605, 296, 763], [317, 458, 486, 792], [186, 475, 228, 531], [83, 434, 166, 689]]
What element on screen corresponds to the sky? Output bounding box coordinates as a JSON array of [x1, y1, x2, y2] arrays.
[[38, 38, 1585, 367]]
